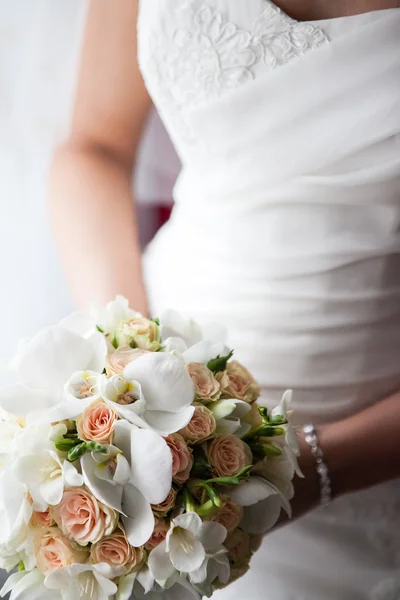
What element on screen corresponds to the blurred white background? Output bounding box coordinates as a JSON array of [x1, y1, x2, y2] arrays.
[[0, 0, 179, 382]]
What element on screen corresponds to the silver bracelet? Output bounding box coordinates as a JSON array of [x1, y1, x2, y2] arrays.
[[302, 424, 332, 507]]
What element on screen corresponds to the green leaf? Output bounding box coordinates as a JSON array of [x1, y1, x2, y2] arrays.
[[183, 489, 197, 514], [67, 443, 87, 462], [55, 438, 82, 452], [17, 561, 25, 572], [191, 454, 212, 479], [112, 334, 118, 350], [249, 442, 283, 458], [130, 340, 137, 349], [255, 425, 285, 438], [257, 406, 269, 419], [96, 324, 104, 333], [85, 442, 109, 454], [268, 414, 288, 426], [196, 499, 219, 518], [190, 465, 252, 488], [152, 317, 160, 326], [203, 484, 223, 508], [207, 350, 234, 374]]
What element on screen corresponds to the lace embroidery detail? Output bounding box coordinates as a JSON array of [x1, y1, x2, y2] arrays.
[[138, 1, 329, 143]]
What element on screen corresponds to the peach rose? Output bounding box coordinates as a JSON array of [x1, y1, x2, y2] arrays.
[[186, 363, 221, 403], [145, 518, 170, 552], [208, 434, 253, 477], [151, 488, 177, 516], [117, 317, 161, 351], [76, 400, 118, 444], [34, 526, 88, 575], [208, 497, 244, 533], [105, 347, 149, 376], [165, 434, 194, 484], [225, 528, 252, 568], [178, 405, 216, 444], [217, 361, 261, 403], [31, 509, 55, 528], [53, 487, 118, 546], [90, 526, 144, 573]]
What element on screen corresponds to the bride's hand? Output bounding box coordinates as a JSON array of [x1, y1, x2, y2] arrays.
[[282, 389, 400, 524]]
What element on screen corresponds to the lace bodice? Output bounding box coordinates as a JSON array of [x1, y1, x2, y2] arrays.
[[138, 0, 329, 150]]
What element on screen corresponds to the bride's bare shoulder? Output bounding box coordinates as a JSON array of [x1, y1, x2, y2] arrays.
[[275, 0, 399, 21]]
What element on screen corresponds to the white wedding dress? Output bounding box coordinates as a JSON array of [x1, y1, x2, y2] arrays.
[[139, 1, 400, 598]]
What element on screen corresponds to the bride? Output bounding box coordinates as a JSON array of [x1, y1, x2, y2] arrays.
[[50, 0, 400, 598]]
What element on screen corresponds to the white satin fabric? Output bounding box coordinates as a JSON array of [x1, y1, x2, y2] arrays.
[[140, 2, 400, 598]]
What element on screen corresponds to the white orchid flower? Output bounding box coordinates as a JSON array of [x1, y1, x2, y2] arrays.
[[45, 563, 125, 600], [229, 476, 287, 533], [0, 469, 34, 572], [0, 418, 23, 466], [271, 390, 300, 456], [253, 445, 300, 503], [210, 399, 252, 437], [81, 419, 172, 546], [0, 570, 59, 600], [97, 374, 145, 424], [122, 353, 195, 436], [117, 569, 200, 600], [14, 448, 83, 512], [182, 340, 232, 366], [149, 513, 227, 585], [190, 550, 230, 597], [159, 310, 203, 349], [0, 321, 107, 420]]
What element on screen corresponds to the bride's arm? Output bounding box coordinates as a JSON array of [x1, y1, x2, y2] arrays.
[[295, 391, 400, 515], [49, 0, 151, 313]]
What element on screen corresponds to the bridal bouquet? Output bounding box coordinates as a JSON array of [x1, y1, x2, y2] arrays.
[[0, 297, 300, 600]]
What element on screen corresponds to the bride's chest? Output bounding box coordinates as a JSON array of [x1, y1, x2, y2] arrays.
[[137, 0, 328, 116]]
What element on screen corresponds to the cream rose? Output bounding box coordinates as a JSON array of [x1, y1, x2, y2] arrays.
[[144, 518, 170, 552], [186, 363, 221, 403], [178, 405, 216, 444], [105, 347, 149, 376], [208, 497, 244, 533], [151, 488, 177, 516], [34, 527, 88, 575], [90, 526, 144, 573], [76, 400, 118, 444], [53, 487, 118, 546], [217, 361, 261, 403], [165, 434, 194, 484], [208, 434, 253, 477], [225, 528, 252, 568], [31, 509, 56, 528], [116, 317, 161, 351]]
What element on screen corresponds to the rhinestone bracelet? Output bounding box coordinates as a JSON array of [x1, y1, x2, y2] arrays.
[[302, 424, 332, 507]]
